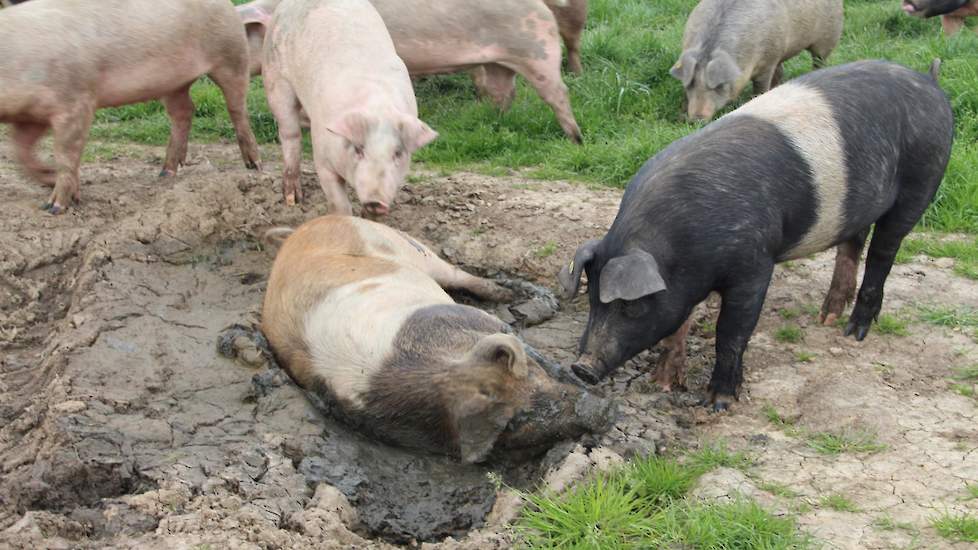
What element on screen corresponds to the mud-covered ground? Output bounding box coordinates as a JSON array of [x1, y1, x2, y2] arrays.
[[1, 141, 976, 549]]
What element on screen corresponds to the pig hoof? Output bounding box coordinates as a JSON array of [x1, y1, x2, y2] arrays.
[[820, 312, 838, 326], [46, 203, 64, 216], [284, 193, 297, 207], [843, 320, 871, 341], [159, 169, 176, 178], [571, 363, 601, 385]]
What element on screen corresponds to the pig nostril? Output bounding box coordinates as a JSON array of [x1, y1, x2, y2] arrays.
[[364, 201, 389, 216], [571, 363, 600, 385]]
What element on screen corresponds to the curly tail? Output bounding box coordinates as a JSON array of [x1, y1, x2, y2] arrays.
[[929, 58, 942, 81], [263, 227, 295, 247]]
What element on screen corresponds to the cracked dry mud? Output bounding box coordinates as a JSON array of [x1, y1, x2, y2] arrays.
[[1, 142, 976, 549]]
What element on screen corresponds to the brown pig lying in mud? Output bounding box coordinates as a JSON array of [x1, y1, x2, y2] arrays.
[[237, 0, 583, 143], [902, 0, 978, 35], [261, 216, 616, 463], [238, 0, 437, 214], [0, 0, 261, 214]]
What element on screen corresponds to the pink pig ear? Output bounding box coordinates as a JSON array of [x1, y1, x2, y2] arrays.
[[398, 115, 438, 154], [326, 111, 372, 145]]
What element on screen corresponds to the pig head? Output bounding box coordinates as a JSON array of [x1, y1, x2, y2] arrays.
[[558, 239, 691, 384], [670, 49, 744, 121], [902, 0, 970, 17]]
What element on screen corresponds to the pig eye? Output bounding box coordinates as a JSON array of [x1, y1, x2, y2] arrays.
[[393, 148, 404, 160], [353, 144, 364, 158], [622, 300, 648, 319]]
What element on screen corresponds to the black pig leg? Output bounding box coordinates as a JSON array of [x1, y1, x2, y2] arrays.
[[706, 264, 773, 412], [845, 214, 918, 340]]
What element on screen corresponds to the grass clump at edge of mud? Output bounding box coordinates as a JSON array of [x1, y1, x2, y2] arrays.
[[89, 0, 978, 236], [515, 443, 811, 549], [775, 324, 804, 344], [761, 403, 887, 456], [819, 493, 861, 513], [931, 512, 978, 543], [896, 235, 978, 280], [916, 304, 978, 342], [875, 313, 910, 337]]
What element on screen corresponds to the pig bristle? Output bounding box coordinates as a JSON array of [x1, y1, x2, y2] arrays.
[[929, 58, 942, 81], [263, 227, 295, 246]]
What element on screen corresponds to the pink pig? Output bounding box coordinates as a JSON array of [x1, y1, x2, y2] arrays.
[[0, 0, 261, 214], [239, 0, 437, 216]]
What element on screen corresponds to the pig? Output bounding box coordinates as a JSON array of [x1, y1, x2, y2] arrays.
[[902, 0, 978, 35], [238, 0, 436, 215], [561, 60, 953, 411], [237, 0, 583, 144], [671, 0, 843, 121], [262, 215, 616, 462], [0, 0, 262, 214]]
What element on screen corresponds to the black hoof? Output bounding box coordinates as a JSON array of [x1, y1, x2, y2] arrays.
[[571, 363, 601, 385], [40, 202, 53, 211], [843, 320, 870, 341]]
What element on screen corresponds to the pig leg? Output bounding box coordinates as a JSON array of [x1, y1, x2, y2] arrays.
[[770, 63, 785, 88], [845, 216, 918, 341], [472, 64, 518, 111], [422, 255, 515, 303], [159, 85, 194, 177], [45, 104, 95, 214], [705, 264, 773, 411], [264, 76, 305, 206], [651, 314, 693, 392], [559, 19, 584, 75], [941, 15, 966, 36], [11, 123, 55, 186], [209, 67, 262, 172], [819, 230, 869, 326], [506, 58, 583, 143], [752, 65, 779, 95], [311, 144, 353, 216]]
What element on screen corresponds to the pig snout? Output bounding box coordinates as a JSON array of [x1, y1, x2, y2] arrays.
[[571, 353, 608, 385], [902, 1, 919, 14], [363, 201, 390, 217], [686, 99, 717, 122]]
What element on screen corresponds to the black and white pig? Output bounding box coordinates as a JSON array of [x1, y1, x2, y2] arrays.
[[263, 215, 616, 463], [560, 60, 953, 411]]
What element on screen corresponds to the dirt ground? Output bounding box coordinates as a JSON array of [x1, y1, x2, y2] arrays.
[[1, 140, 976, 549]]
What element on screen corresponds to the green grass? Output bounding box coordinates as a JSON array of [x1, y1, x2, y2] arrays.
[[517, 450, 810, 549], [87, 0, 978, 236], [819, 494, 861, 513], [762, 403, 796, 428], [875, 314, 909, 337], [950, 383, 975, 397], [758, 481, 802, 499], [686, 442, 754, 473], [779, 308, 801, 321], [873, 515, 919, 534], [534, 241, 558, 259], [954, 365, 978, 381], [965, 484, 978, 501], [805, 429, 888, 456], [775, 325, 804, 344], [916, 305, 978, 341], [932, 512, 978, 543], [896, 235, 978, 280], [795, 351, 817, 363]]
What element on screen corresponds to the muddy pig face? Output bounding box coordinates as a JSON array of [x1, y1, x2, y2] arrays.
[[558, 240, 687, 384], [902, 0, 969, 17], [327, 111, 438, 217], [671, 49, 741, 121]]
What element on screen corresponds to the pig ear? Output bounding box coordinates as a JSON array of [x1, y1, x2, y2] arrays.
[[598, 250, 667, 304], [704, 50, 740, 90], [558, 239, 600, 299], [452, 397, 514, 464], [469, 334, 528, 379], [398, 116, 439, 154], [670, 50, 699, 87], [327, 111, 372, 145]]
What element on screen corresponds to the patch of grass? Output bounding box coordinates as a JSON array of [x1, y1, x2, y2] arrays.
[[917, 305, 978, 330], [932, 512, 978, 543], [795, 351, 816, 363], [819, 493, 861, 513], [762, 404, 795, 428], [758, 481, 801, 499], [804, 429, 888, 456], [517, 451, 810, 549], [873, 515, 919, 534], [775, 324, 804, 344], [89, 0, 978, 235], [950, 383, 976, 398], [534, 241, 558, 259], [965, 484, 978, 501], [801, 304, 821, 318], [779, 308, 801, 321], [953, 365, 978, 381], [686, 442, 754, 473], [875, 314, 910, 337]]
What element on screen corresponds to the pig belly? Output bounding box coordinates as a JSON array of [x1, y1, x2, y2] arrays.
[[96, 54, 210, 108], [395, 43, 507, 76]]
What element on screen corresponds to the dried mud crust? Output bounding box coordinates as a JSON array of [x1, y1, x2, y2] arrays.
[[0, 142, 975, 549]]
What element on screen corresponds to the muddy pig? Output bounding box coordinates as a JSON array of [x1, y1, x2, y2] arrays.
[[262, 216, 616, 463], [0, 0, 261, 214], [237, 0, 582, 144], [238, 0, 436, 214], [902, 0, 978, 35], [561, 60, 953, 411], [671, 0, 843, 121]]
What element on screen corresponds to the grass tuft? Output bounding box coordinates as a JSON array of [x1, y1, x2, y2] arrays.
[[819, 493, 861, 513], [804, 429, 887, 456], [775, 324, 804, 344], [686, 443, 754, 473], [932, 512, 978, 543], [758, 481, 801, 499], [966, 484, 978, 501], [953, 365, 978, 381], [795, 351, 816, 363], [875, 314, 909, 336]]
